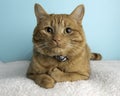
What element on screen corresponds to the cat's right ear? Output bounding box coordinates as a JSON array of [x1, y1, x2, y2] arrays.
[[34, 3, 48, 23]]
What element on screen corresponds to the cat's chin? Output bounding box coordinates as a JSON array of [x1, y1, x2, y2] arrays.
[[51, 47, 66, 56], [44, 46, 69, 57]]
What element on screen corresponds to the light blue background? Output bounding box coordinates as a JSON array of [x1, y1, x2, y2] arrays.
[[0, 0, 120, 62]]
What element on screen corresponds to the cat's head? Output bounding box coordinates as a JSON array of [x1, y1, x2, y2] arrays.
[[33, 3, 86, 57]]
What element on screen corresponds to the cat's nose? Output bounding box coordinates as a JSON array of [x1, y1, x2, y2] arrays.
[[52, 36, 61, 43], [52, 36, 63, 47]]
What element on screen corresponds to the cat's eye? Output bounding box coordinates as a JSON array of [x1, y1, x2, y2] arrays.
[[45, 27, 53, 33], [65, 27, 72, 34]]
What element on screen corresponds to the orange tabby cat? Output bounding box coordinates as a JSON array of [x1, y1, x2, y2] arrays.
[[27, 3, 102, 89]]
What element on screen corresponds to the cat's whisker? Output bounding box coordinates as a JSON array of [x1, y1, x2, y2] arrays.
[[38, 44, 47, 49]]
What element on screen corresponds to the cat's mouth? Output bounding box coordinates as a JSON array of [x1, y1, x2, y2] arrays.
[[48, 42, 72, 57], [51, 47, 64, 53], [51, 43, 64, 49]]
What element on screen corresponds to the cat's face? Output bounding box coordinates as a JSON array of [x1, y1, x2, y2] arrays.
[[33, 4, 86, 57]]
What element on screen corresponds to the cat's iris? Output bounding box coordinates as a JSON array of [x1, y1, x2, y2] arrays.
[[66, 27, 72, 34], [46, 27, 53, 33]]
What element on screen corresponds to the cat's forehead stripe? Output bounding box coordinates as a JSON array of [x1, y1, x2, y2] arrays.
[[50, 14, 68, 26]]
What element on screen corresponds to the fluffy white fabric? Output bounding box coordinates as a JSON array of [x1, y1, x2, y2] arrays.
[[0, 61, 120, 96]]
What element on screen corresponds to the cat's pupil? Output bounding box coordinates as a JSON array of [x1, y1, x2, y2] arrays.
[[46, 27, 53, 33], [66, 28, 72, 33]]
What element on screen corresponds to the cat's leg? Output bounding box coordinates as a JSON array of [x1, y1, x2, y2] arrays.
[[50, 68, 89, 82], [34, 74, 55, 89]]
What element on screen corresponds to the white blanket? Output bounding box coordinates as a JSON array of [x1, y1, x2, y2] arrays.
[[0, 61, 120, 96]]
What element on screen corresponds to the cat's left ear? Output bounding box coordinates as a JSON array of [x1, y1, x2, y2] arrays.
[[70, 4, 85, 23]]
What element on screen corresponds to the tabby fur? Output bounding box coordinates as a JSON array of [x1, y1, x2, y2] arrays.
[[27, 3, 102, 89]]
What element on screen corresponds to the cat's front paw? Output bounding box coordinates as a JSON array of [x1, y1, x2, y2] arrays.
[[51, 68, 64, 82], [35, 74, 55, 89]]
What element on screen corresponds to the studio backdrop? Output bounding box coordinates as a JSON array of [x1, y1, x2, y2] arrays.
[[0, 0, 120, 62]]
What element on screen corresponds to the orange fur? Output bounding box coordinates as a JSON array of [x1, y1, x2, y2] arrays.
[[27, 3, 101, 89]]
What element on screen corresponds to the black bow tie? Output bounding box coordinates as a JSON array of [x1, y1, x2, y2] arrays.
[[53, 56, 68, 62]]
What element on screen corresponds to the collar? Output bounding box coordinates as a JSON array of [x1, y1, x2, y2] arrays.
[[35, 50, 68, 62], [53, 55, 68, 62]]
